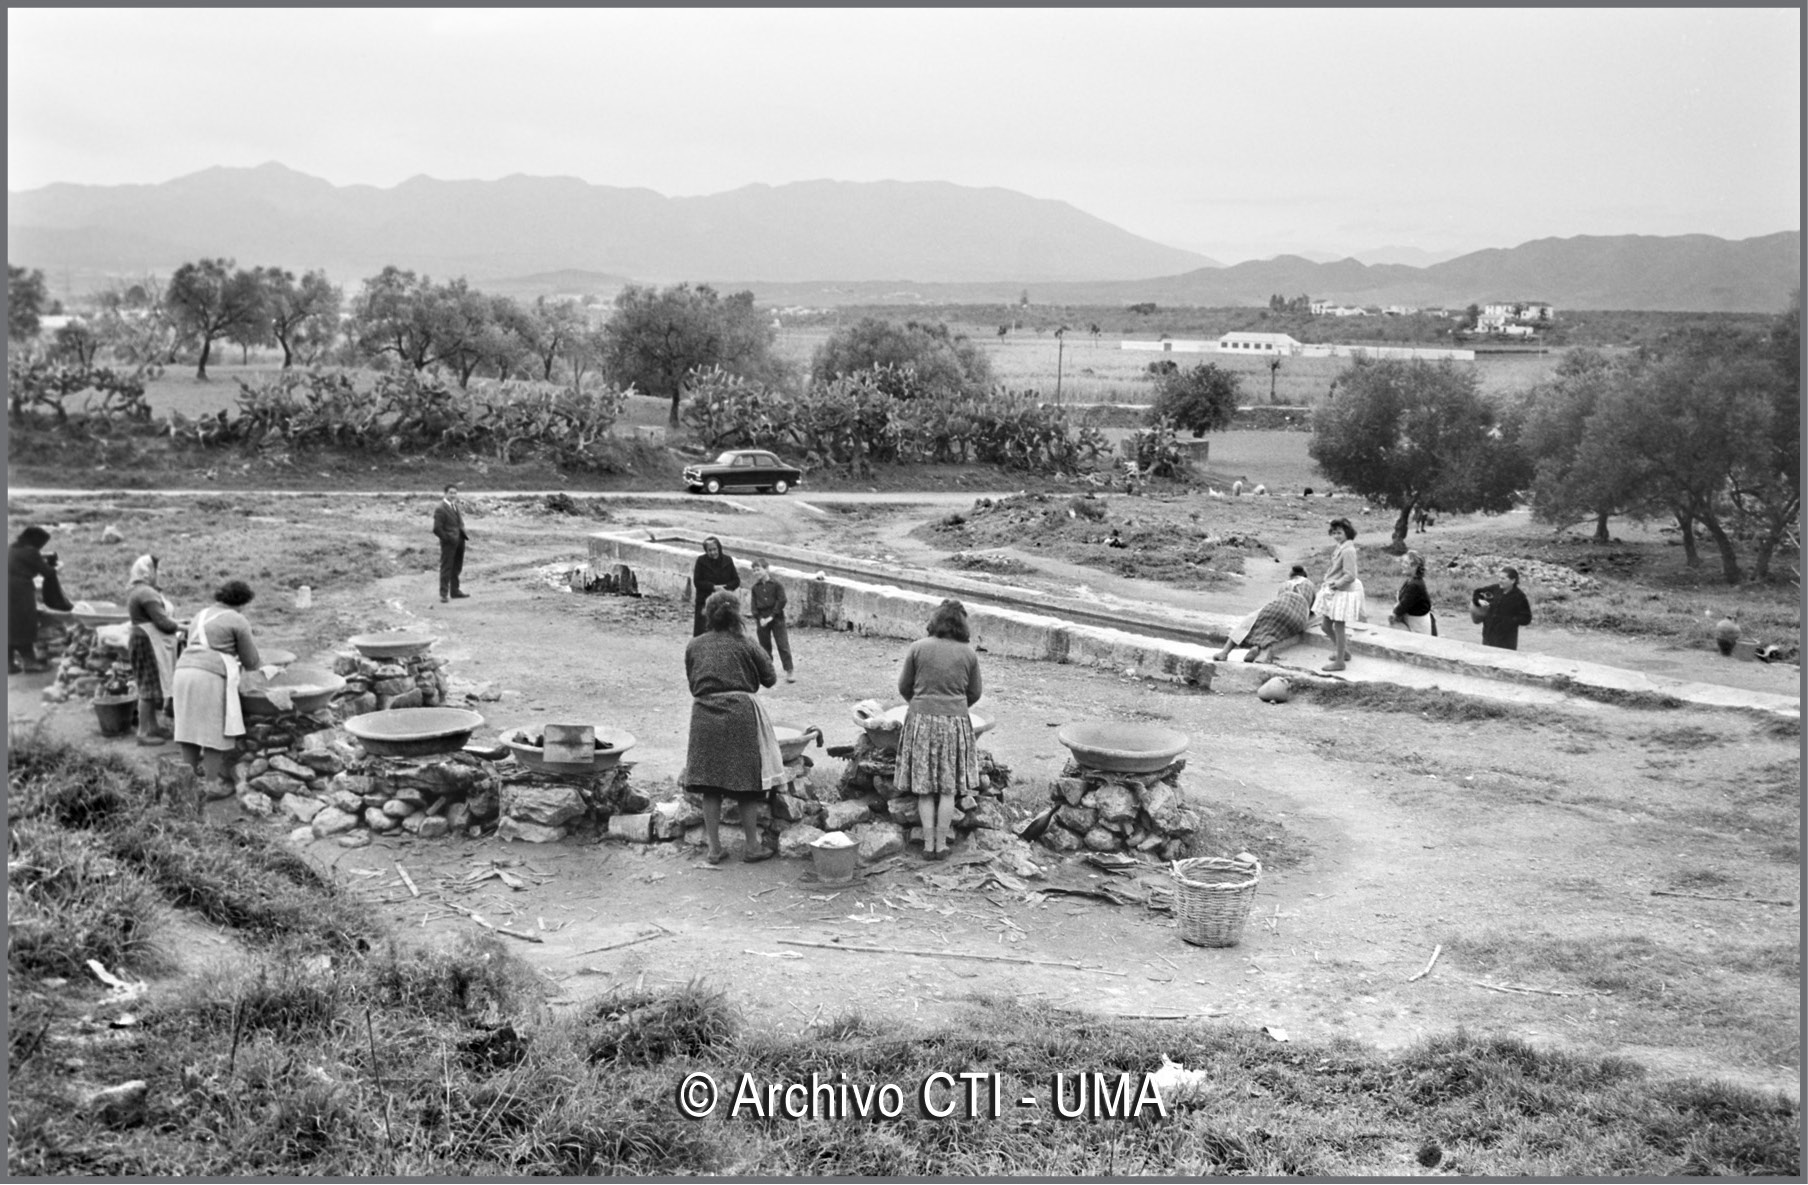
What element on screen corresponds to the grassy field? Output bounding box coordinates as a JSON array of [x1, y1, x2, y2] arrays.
[[10, 735, 1797, 1177]]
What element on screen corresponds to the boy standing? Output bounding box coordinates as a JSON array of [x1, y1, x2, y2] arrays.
[[749, 558, 796, 683]]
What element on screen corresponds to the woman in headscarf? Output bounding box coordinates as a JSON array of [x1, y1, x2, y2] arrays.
[[172, 579, 263, 792], [1387, 549, 1438, 636], [690, 536, 740, 638], [684, 589, 785, 864], [895, 599, 984, 861], [125, 554, 180, 745], [1310, 517, 1364, 671], [1213, 564, 1318, 664], [8, 526, 74, 673]]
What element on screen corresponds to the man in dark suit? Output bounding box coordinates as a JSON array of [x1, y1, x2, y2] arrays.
[[1472, 565, 1532, 650], [432, 484, 470, 602]]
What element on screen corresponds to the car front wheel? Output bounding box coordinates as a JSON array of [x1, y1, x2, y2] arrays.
[[705, 478, 722, 495], [772, 480, 789, 495]]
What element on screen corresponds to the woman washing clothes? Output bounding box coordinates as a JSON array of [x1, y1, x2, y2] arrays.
[[9, 526, 74, 673], [1213, 565, 1318, 664], [894, 599, 985, 861], [173, 580, 274, 793], [125, 554, 180, 745], [683, 589, 787, 864]]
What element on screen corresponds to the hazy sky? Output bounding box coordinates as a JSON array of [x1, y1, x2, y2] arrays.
[[8, 8, 1801, 263]]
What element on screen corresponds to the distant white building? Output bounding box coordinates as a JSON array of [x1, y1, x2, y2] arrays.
[[1478, 301, 1555, 331], [1218, 331, 1303, 354]]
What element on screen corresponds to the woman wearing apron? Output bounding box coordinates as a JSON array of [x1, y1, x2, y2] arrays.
[[126, 555, 180, 745], [172, 580, 263, 791]]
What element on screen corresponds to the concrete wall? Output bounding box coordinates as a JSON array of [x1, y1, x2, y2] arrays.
[[587, 530, 1219, 689]]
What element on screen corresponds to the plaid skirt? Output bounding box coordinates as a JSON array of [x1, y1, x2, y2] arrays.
[[128, 629, 165, 702], [893, 711, 980, 798]]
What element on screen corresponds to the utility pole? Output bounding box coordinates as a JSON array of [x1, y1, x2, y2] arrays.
[[1054, 326, 1067, 403]]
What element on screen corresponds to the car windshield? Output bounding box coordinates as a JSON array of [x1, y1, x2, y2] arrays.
[[714, 452, 738, 465]]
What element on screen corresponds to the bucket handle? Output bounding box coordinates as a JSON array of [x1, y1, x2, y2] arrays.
[[800, 725, 823, 748]]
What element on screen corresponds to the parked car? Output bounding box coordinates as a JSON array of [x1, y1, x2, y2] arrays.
[[683, 449, 805, 495]]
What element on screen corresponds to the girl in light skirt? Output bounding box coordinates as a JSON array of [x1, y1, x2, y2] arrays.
[[1311, 518, 1363, 671]]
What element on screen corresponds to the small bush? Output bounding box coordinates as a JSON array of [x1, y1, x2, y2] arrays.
[[582, 981, 737, 1066]]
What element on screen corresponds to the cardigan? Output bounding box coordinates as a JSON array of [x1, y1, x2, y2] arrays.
[[897, 637, 983, 717]]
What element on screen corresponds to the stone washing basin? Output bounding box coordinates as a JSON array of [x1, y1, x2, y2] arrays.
[[501, 725, 637, 774], [69, 601, 130, 629], [864, 704, 995, 754], [771, 723, 824, 764], [1056, 721, 1189, 774], [345, 706, 485, 758], [239, 664, 346, 718], [348, 631, 436, 661]]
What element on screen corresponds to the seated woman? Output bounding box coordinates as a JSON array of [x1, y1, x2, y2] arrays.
[[1214, 566, 1318, 664], [684, 589, 786, 864]]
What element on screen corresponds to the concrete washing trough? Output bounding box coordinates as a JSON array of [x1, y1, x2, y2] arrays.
[[239, 664, 346, 719], [501, 725, 637, 774], [347, 631, 437, 661], [1056, 721, 1189, 773], [344, 707, 485, 758]]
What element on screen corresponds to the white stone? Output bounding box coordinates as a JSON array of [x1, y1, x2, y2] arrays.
[[280, 795, 324, 824], [497, 817, 567, 844]]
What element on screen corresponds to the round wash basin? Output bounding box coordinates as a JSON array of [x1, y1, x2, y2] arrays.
[[69, 601, 130, 629], [864, 704, 995, 753], [501, 725, 637, 774], [1056, 721, 1189, 774], [259, 647, 298, 668], [348, 631, 436, 661], [239, 664, 347, 718], [345, 707, 485, 758], [771, 723, 825, 764]]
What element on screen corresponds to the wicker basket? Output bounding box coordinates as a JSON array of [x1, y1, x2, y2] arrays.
[[1171, 855, 1262, 947]]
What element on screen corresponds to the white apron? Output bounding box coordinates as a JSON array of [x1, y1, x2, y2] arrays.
[[188, 606, 246, 738]]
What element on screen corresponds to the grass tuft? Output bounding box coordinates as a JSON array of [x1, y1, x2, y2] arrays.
[[1301, 679, 1550, 724], [582, 980, 738, 1066]]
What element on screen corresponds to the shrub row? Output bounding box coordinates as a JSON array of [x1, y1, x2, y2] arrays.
[[680, 367, 1112, 474]]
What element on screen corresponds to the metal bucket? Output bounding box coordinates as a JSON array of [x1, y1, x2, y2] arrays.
[[810, 834, 858, 885]]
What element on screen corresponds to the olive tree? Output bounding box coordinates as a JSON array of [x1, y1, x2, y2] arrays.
[[599, 283, 785, 426], [1309, 358, 1528, 549], [809, 317, 993, 400]]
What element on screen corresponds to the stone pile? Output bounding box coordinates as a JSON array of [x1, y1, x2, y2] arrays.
[[329, 650, 451, 715], [496, 763, 646, 844], [825, 734, 1014, 861], [1034, 757, 1201, 859], [41, 622, 132, 704]]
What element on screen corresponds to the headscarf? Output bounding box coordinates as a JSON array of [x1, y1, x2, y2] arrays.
[[128, 554, 158, 586]]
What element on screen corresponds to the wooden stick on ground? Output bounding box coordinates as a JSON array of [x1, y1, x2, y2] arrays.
[[1104, 1011, 1230, 1020], [1651, 889, 1795, 906], [1407, 944, 1442, 983], [777, 938, 1126, 975], [442, 900, 543, 944], [394, 863, 420, 899], [1474, 980, 1599, 998], [574, 927, 672, 958]]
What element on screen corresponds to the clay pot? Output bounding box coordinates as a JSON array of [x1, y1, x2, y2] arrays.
[[1256, 677, 1292, 704], [1714, 618, 1740, 656]]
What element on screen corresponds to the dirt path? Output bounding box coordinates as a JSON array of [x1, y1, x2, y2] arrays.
[[9, 493, 1798, 1098]]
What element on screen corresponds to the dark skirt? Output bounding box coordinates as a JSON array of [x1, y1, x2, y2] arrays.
[[9, 579, 38, 651], [684, 691, 765, 797], [129, 628, 166, 702]]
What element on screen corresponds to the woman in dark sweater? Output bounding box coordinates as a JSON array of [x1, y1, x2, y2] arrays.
[[895, 599, 984, 860], [691, 536, 740, 637], [684, 589, 784, 864], [8, 525, 73, 673], [1387, 549, 1437, 636]]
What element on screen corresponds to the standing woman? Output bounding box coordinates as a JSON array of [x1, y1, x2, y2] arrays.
[[125, 554, 180, 745], [691, 536, 740, 637], [173, 580, 263, 793], [684, 589, 786, 864], [894, 599, 984, 861], [1311, 518, 1364, 671], [8, 526, 74, 673], [1387, 549, 1438, 636]]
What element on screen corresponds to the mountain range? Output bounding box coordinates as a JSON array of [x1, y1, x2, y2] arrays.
[[6, 163, 1798, 312]]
